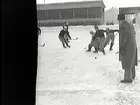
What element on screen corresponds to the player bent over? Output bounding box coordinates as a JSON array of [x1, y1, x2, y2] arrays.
[[63, 23, 71, 42], [86, 31, 100, 52], [92, 25, 106, 55], [104, 28, 119, 50], [58, 26, 71, 48]]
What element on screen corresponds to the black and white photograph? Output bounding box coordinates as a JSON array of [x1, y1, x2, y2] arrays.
[[36, 0, 140, 105]]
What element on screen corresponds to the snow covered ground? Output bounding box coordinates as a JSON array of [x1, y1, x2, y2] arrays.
[[36, 25, 140, 105]]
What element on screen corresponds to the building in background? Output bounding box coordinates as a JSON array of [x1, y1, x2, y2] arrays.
[[105, 7, 119, 25], [37, 0, 105, 26]]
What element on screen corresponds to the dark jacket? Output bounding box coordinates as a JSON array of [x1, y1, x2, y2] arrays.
[[92, 29, 105, 41], [59, 30, 71, 39]]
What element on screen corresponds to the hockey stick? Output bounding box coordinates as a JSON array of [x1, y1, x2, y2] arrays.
[[115, 51, 119, 54], [39, 43, 45, 47], [72, 37, 78, 40], [115, 32, 119, 36], [84, 46, 87, 50]]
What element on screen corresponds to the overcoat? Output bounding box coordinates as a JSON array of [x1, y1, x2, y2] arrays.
[[119, 21, 138, 70]]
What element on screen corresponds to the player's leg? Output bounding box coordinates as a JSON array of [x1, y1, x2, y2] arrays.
[[59, 36, 66, 48], [93, 38, 99, 53], [104, 35, 110, 48], [86, 43, 92, 52], [64, 35, 70, 47], [65, 34, 70, 43], [99, 37, 106, 55], [109, 35, 115, 50]]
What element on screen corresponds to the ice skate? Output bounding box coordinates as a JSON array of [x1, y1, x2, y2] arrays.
[[66, 43, 70, 48], [67, 45, 71, 48], [62, 43, 66, 48]]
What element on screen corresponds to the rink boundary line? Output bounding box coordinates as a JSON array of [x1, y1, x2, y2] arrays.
[[36, 89, 134, 95], [36, 89, 103, 94], [36, 88, 126, 93]]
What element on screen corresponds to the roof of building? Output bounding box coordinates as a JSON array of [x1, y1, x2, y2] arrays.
[[119, 7, 140, 14], [37, 0, 106, 10]]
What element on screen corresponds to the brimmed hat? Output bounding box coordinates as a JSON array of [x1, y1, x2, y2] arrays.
[[117, 14, 125, 20]]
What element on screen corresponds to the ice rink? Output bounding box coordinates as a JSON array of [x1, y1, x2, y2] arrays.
[[36, 25, 140, 105]]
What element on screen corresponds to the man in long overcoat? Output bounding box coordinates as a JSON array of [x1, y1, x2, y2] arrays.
[[118, 14, 138, 83]]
